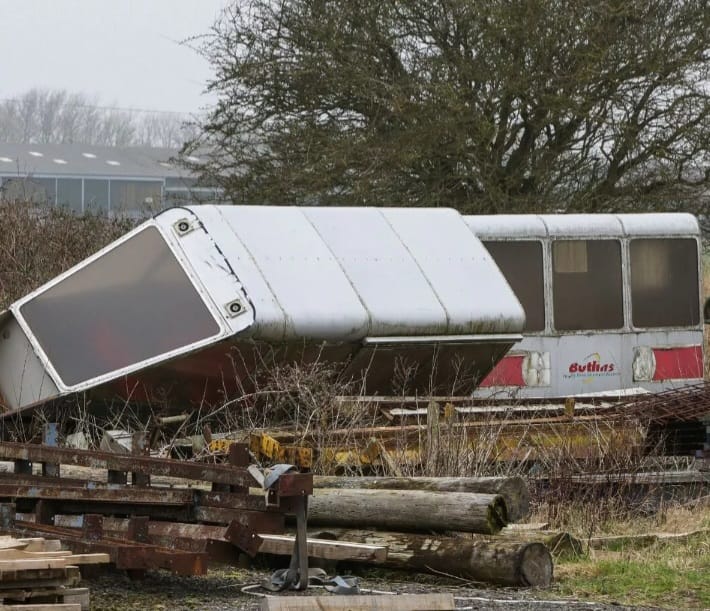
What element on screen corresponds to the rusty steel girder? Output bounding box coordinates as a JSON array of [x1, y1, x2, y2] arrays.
[[0, 442, 253, 487], [8, 519, 208, 576], [0, 439, 314, 577]]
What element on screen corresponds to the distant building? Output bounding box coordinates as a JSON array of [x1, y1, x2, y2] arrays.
[[0, 143, 223, 216]]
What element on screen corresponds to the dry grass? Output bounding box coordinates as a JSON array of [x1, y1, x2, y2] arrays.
[[0, 200, 133, 309]]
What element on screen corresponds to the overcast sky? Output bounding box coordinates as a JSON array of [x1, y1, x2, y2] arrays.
[[0, 0, 229, 114]]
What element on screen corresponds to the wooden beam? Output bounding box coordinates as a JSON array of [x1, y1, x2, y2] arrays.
[[260, 593, 455, 610], [257, 534, 387, 563]]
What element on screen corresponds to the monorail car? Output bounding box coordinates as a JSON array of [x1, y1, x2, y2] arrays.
[[0, 206, 524, 413], [466, 213, 704, 399]]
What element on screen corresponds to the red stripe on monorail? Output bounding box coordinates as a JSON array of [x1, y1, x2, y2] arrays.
[[652, 346, 703, 381], [479, 355, 525, 387]]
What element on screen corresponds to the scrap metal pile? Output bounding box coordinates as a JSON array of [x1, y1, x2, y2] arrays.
[[0, 432, 319, 582], [240, 385, 710, 473], [0, 429, 563, 589]]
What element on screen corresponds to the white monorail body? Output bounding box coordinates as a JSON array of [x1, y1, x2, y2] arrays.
[[467, 213, 704, 399], [0, 206, 524, 413]]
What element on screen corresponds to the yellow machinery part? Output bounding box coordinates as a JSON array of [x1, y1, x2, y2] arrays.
[[248, 433, 313, 469]]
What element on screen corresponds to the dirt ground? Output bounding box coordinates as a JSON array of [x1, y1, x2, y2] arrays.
[[87, 565, 661, 611]]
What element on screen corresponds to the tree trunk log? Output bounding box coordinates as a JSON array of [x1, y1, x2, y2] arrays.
[[311, 528, 553, 587], [307, 488, 507, 534], [312, 476, 529, 522]]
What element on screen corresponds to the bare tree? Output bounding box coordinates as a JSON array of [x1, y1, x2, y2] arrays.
[[0, 89, 196, 149], [185, 0, 710, 213]]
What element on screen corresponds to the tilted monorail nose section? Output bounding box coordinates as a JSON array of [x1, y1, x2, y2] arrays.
[[0, 206, 524, 413]]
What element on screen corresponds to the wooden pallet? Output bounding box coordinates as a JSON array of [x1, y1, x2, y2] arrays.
[[0, 536, 108, 611]]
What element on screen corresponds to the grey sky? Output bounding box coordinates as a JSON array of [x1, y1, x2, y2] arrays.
[[0, 0, 228, 114]]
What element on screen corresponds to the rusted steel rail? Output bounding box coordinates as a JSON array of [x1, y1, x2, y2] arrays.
[[0, 439, 314, 578], [0, 441, 254, 487], [607, 382, 710, 423], [5, 518, 208, 576]]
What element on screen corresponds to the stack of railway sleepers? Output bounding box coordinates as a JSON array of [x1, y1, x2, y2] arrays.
[[0, 535, 108, 610]]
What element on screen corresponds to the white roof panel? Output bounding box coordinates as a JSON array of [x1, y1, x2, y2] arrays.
[[465, 213, 699, 239], [617, 213, 699, 237], [182, 205, 524, 340], [465, 215, 549, 239], [303, 207, 448, 336], [381, 208, 524, 334], [199, 206, 370, 341]]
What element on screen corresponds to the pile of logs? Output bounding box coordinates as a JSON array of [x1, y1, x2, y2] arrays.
[[305, 475, 555, 587]]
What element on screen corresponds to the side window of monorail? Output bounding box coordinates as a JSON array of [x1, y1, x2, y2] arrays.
[[552, 239, 623, 331], [630, 238, 699, 327], [482, 241, 545, 331]]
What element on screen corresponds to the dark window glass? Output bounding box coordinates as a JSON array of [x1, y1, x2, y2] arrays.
[[165, 177, 199, 189], [630, 238, 699, 327], [1, 178, 54, 205], [483, 241, 545, 331], [57, 178, 82, 212], [35, 178, 57, 204], [109, 180, 162, 214], [552, 239, 623, 330], [20, 227, 221, 386], [84, 179, 109, 213]]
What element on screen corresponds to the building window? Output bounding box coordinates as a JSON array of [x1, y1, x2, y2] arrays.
[[552, 239, 623, 331], [0, 177, 55, 205], [483, 241, 545, 331], [84, 179, 109, 214], [630, 238, 699, 327], [56, 179, 82, 213], [109, 180, 162, 215]]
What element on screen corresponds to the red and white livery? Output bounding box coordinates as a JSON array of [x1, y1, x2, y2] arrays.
[[466, 213, 704, 398]]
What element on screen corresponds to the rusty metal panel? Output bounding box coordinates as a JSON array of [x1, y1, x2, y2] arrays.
[[0, 441, 253, 487], [275, 473, 314, 497], [11, 520, 208, 575], [226, 511, 286, 556]]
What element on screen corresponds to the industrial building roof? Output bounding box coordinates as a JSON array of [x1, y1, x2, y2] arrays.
[[0, 142, 199, 179]]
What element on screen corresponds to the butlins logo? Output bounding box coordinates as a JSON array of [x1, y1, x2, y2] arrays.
[[564, 352, 619, 382]]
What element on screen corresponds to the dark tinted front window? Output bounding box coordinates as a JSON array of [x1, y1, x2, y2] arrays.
[[630, 238, 699, 327], [552, 239, 623, 331], [20, 227, 221, 386], [483, 240, 545, 331]]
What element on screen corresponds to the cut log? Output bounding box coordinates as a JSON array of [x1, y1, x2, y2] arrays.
[[501, 524, 583, 558], [312, 476, 530, 522], [308, 488, 507, 534], [312, 528, 553, 587]]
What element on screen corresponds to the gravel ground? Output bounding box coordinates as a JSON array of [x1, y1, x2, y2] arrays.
[[87, 566, 662, 611]]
